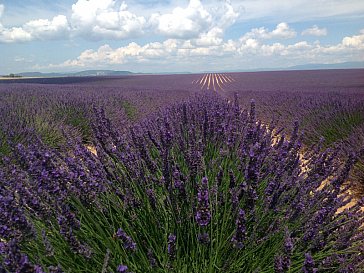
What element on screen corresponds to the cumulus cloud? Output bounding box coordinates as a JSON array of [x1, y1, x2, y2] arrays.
[[0, 27, 32, 43], [71, 0, 146, 40], [0, 0, 239, 43], [44, 28, 363, 70], [301, 25, 327, 36], [23, 15, 70, 40], [342, 29, 364, 48], [240, 22, 296, 41], [0, 3, 70, 43], [192, 27, 224, 46], [0, 5, 32, 43], [149, 0, 212, 39]]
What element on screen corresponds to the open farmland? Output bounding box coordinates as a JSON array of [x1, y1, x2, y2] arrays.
[[1, 69, 364, 272]]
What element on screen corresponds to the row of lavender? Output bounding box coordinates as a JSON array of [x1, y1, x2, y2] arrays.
[[1, 92, 364, 272], [220, 70, 364, 195], [0, 81, 195, 155]]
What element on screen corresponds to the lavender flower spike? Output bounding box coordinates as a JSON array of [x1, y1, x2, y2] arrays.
[[231, 209, 246, 249], [302, 253, 318, 273], [115, 228, 137, 252], [168, 233, 177, 259], [117, 264, 129, 273], [195, 177, 211, 226]]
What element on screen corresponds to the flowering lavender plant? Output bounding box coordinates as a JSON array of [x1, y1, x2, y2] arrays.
[[1, 93, 363, 272]]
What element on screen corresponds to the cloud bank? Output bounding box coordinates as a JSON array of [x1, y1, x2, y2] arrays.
[[0, 0, 238, 43], [41, 28, 364, 71], [301, 25, 327, 36]]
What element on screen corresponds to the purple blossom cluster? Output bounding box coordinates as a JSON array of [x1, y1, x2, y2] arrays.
[[115, 229, 137, 252], [195, 177, 211, 227]]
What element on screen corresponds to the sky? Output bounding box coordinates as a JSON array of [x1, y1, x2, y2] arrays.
[[0, 0, 363, 74]]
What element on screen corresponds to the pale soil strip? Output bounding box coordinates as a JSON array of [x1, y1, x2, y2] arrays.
[[199, 74, 207, 85], [215, 74, 223, 91], [223, 74, 231, 83], [195, 76, 203, 84], [270, 124, 363, 216], [220, 74, 228, 83], [218, 74, 225, 83], [85, 145, 97, 156], [225, 75, 233, 83], [216, 77, 225, 91], [215, 74, 220, 85], [218, 74, 229, 91], [217, 74, 226, 86], [212, 74, 216, 91], [207, 74, 212, 90], [226, 75, 235, 82], [202, 74, 208, 89]]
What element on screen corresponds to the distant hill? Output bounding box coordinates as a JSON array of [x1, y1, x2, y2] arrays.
[[14, 70, 134, 78], [3, 61, 364, 78], [204, 61, 364, 73], [287, 61, 364, 70]]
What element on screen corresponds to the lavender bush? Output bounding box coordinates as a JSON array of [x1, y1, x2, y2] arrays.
[[225, 70, 364, 196], [1, 94, 363, 272], [0, 81, 195, 156]]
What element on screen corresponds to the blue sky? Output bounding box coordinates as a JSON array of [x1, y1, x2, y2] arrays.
[[0, 0, 363, 74]]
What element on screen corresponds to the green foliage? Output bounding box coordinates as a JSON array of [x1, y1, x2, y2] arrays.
[[21, 139, 338, 273], [121, 100, 138, 120], [303, 109, 364, 146], [318, 111, 363, 145], [0, 130, 11, 156], [55, 105, 92, 143], [34, 116, 66, 148]]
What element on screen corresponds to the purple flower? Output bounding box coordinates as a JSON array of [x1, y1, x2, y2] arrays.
[[302, 253, 318, 273], [195, 177, 211, 227], [115, 228, 137, 252], [284, 229, 293, 255], [198, 233, 210, 245], [117, 264, 128, 273], [146, 188, 156, 208], [274, 256, 284, 273], [34, 265, 46, 273], [48, 265, 63, 273], [231, 209, 246, 249], [167, 233, 177, 259], [147, 249, 157, 268]]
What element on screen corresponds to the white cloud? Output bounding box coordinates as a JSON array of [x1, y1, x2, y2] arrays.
[[0, 3, 69, 43], [193, 27, 223, 46], [342, 30, 364, 48], [149, 0, 212, 39], [211, 1, 239, 29], [71, 0, 146, 40], [0, 27, 32, 43], [23, 15, 69, 40], [0, 0, 239, 43], [240, 22, 296, 41], [302, 25, 327, 36], [271, 23, 296, 38], [43, 28, 364, 71], [260, 43, 285, 56]]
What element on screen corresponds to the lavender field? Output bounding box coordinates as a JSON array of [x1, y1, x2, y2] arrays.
[[1, 69, 364, 272]]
